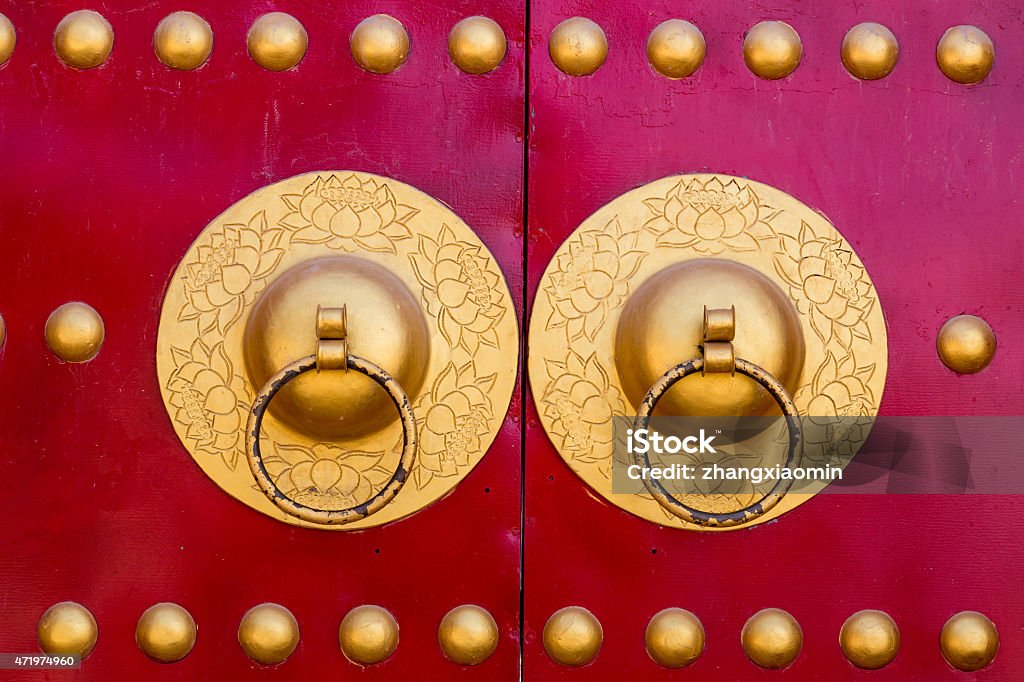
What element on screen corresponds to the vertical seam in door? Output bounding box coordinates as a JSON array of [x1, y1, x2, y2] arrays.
[[519, 0, 532, 678]]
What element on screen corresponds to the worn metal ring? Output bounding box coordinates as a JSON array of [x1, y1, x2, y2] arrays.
[[246, 354, 417, 525], [633, 356, 802, 528]]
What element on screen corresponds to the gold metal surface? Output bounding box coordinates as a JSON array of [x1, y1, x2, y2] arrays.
[[841, 23, 898, 80], [0, 312, 5, 349], [247, 12, 307, 72], [703, 306, 735, 342], [644, 608, 704, 669], [37, 602, 98, 659], [0, 13, 15, 66], [338, 605, 398, 665], [244, 259, 428, 437], [937, 315, 996, 374], [448, 16, 506, 74], [548, 17, 607, 77], [157, 171, 517, 529], [743, 21, 802, 80], [45, 302, 104, 363], [529, 174, 886, 530], [350, 15, 410, 74], [937, 25, 994, 84], [647, 20, 705, 79], [741, 608, 802, 670], [135, 603, 197, 663], [542, 607, 602, 667], [238, 603, 299, 665], [839, 610, 899, 670], [940, 611, 999, 672], [153, 12, 213, 71], [438, 605, 499, 666], [54, 10, 113, 70]]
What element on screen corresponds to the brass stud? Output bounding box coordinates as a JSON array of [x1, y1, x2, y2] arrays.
[[542, 606, 602, 666], [743, 21, 802, 80], [0, 13, 15, 67], [937, 25, 994, 84], [37, 602, 98, 659], [54, 10, 114, 70], [741, 608, 802, 669], [548, 17, 607, 77], [448, 16, 506, 75], [350, 15, 410, 75], [0, 312, 6, 348], [940, 611, 998, 672], [647, 20, 706, 79], [644, 608, 705, 669], [338, 605, 398, 666], [937, 314, 996, 374], [136, 603, 197, 663], [237, 603, 299, 665], [842, 23, 899, 80], [839, 610, 899, 670], [438, 604, 499, 666], [45, 302, 104, 363], [247, 12, 307, 72], [153, 12, 213, 71]]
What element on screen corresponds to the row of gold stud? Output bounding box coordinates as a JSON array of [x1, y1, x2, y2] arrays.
[[0, 12, 996, 84], [551, 18, 995, 83], [544, 606, 1001, 671], [36, 600, 500, 666], [0, 11, 508, 74], [0, 305, 996, 376]]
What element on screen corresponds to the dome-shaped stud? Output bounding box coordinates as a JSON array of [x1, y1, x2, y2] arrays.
[[45, 302, 104, 363], [743, 21, 802, 80], [839, 610, 899, 670], [841, 23, 898, 80], [542, 606, 602, 666], [548, 17, 607, 77], [937, 315, 996, 374], [937, 25, 994, 84], [741, 608, 802, 669], [54, 10, 114, 70], [350, 15, 410, 74], [0, 13, 15, 67], [647, 20, 706, 79], [644, 608, 705, 669], [135, 603, 197, 663], [0, 312, 6, 349], [37, 602, 98, 659], [247, 12, 307, 72], [238, 603, 299, 665], [438, 604, 499, 666], [338, 605, 398, 666], [448, 16, 506, 75], [940, 611, 999, 672], [153, 11, 213, 71]]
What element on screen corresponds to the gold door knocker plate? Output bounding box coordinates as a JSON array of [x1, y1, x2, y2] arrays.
[[528, 174, 887, 531], [157, 171, 518, 529]]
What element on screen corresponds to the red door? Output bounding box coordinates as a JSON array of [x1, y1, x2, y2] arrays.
[[525, 0, 1022, 679], [0, 1, 523, 679]]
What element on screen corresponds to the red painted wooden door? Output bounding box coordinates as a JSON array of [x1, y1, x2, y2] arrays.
[[0, 1, 523, 679], [525, 0, 1023, 679]]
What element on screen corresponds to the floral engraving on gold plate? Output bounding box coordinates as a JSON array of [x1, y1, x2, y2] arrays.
[[529, 175, 887, 530], [158, 172, 518, 529]]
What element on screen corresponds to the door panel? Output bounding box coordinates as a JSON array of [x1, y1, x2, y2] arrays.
[[0, 1, 523, 678], [525, 0, 1022, 679]]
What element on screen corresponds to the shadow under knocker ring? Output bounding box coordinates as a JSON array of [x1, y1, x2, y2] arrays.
[[632, 307, 803, 528], [245, 306, 418, 525]]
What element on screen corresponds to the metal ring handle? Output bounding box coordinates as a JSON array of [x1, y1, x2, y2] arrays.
[[632, 356, 802, 528], [245, 354, 417, 526]]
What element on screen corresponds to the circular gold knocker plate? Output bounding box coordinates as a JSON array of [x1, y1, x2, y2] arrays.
[[157, 171, 518, 529], [528, 174, 887, 530]]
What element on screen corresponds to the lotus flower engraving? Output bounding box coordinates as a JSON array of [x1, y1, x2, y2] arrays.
[[540, 351, 622, 461], [642, 177, 777, 253], [258, 441, 393, 510], [796, 352, 876, 464], [178, 212, 286, 335], [280, 174, 417, 253], [543, 219, 646, 343]]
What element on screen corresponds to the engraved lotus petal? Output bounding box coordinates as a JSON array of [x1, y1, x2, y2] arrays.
[[310, 459, 343, 492]]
